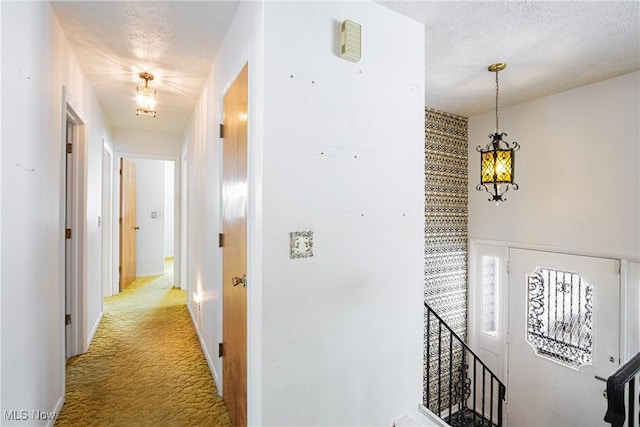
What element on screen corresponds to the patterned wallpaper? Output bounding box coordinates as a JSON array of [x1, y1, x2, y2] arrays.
[[423, 108, 469, 410]]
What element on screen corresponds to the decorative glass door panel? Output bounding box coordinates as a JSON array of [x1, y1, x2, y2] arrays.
[[527, 268, 593, 369], [507, 249, 619, 427]]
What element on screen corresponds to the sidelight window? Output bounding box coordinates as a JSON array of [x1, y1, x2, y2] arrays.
[[481, 256, 500, 337]]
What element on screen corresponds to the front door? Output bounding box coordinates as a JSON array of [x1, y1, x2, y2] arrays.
[[507, 248, 620, 426], [222, 64, 249, 427], [119, 158, 138, 291]]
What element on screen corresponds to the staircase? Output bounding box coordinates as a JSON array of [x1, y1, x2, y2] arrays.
[[605, 350, 640, 427], [424, 302, 506, 427]]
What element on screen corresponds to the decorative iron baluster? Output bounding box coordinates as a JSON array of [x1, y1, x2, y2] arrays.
[[438, 321, 442, 416], [473, 358, 477, 425], [426, 312, 430, 409], [490, 376, 494, 425], [449, 331, 453, 419], [482, 366, 486, 420], [630, 376, 635, 427]]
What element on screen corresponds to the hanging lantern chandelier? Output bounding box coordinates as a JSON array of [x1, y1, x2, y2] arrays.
[[136, 72, 157, 117], [476, 63, 519, 203]]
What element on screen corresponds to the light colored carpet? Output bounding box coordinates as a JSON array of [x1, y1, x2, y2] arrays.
[[55, 262, 233, 426]]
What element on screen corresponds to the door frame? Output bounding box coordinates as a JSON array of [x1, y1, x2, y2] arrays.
[[215, 58, 263, 425], [102, 143, 113, 297], [60, 86, 87, 366], [111, 152, 181, 294], [180, 157, 189, 291], [468, 238, 640, 393]]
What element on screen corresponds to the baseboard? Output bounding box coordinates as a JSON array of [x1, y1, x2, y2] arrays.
[[86, 311, 103, 350], [49, 394, 65, 427], [417, 404, 449, 427], [187, 304, 221, 395]]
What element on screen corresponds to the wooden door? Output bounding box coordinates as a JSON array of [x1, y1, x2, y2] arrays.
[[119, 158, 138, 291], [222, 64, 248, 427], [507, 249, 620, 426]]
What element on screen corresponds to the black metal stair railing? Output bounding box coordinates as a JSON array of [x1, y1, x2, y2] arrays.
[[425, 302, 506, 427], [605, 351, 640, 427]]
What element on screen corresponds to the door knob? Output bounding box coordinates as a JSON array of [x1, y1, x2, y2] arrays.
[[232, 275, 247, 287], [134, 226, 140, 230]]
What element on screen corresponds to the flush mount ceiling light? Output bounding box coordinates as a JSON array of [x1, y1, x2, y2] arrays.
[[136, 72, 156, 117], [476, 63, 520, 204]]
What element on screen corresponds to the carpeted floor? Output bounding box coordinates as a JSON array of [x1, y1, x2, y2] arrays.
[[55, 260, 233, 426]]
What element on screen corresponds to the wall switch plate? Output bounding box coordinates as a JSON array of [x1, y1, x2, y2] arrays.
[[151, 211, 157, 219], [289, 231, 313, 259]]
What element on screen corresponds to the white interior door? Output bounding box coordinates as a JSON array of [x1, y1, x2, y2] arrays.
[[507, 248, 620, 426]]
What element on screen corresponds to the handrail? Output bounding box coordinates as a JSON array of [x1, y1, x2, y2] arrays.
[[425, 301, 506, 426], [425, 302, 504, 384], [605, 351, 640, 427]]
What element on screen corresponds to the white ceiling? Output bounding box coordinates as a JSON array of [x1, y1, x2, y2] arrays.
[[50, 1, 240, 135], [380, 1, 640, 116], [50, 1, 640, 135]]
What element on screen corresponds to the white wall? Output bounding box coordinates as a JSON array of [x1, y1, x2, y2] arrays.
[[184, 2, 428, 425], [113, 129, 182, 157], [1, 1, 110, 422], [134, 159, 165, 277], [164, 161, 175, 258], [260, 3, 425, 425], [469, 72, 640, 259]]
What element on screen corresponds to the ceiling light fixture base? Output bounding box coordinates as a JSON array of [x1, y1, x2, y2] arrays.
[[139, 72, 154, 82], [488, 63, 506, 72]]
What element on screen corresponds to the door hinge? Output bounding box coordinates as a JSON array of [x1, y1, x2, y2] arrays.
[[119, 266, 121, 273], [119, 217, 122, 225], [66, 143, 72, 154], [218, 342, 224, 358], [218, 233, 225, 248], [65, 314, 71, 325], [65, 228, 72, 239], [119, 169, 122, 175], [219, 123, 225, 138], [506, 261, 511, 274]]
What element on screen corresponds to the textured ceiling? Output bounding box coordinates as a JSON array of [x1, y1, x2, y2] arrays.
[[379, 0, 640, 116], [50, 1, 240, 135], [51, 1, 639, 135]]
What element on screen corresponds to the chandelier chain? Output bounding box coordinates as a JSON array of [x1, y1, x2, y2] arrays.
[[495, 70, 500, 132]]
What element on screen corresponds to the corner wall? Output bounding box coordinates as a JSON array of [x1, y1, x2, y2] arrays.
[[261, 2, 426, 425], [1, 1, 111, 421]]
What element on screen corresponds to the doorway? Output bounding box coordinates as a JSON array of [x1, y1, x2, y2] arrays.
[[114, 156, 179, 293], [102, 144, 113, 297], [63, 92, 87, 360]]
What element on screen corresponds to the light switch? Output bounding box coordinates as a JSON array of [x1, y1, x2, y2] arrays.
[[289, 231, 313, 259], [151, 211, 157, 219]]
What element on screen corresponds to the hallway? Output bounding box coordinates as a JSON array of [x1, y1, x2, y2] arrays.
[[55, 261, 232, 426]]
